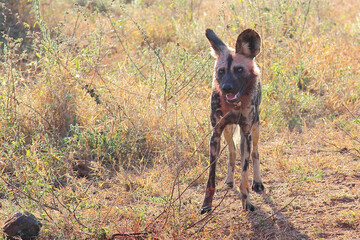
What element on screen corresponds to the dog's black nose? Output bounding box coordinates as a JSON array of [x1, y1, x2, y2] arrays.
[[221, 83, 233, 93]]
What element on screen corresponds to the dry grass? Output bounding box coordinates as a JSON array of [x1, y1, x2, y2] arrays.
[[0, 0, 359, 239]]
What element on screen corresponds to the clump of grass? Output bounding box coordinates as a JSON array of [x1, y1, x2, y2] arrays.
[[332, 210, 360, 230]]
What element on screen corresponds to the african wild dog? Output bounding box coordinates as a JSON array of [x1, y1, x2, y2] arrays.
[[200, 29, 264, 214]]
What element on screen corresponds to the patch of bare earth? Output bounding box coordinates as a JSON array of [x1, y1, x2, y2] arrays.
[[179, 128, 359, 239]]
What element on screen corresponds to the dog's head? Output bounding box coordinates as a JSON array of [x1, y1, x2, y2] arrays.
[[206, 29, 261, 104]]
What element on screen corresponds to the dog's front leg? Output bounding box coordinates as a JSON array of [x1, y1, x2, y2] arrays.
[[251, 121, 264, 193], [239, 126, 255, 211], [223, 125, 236, 188], [200, 125, 223, 214]]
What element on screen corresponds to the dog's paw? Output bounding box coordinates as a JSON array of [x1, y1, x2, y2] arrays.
[[252, 181, 264, 193], [199, 206, 212, 214], [226, 181, 234, 188], [246, 203, 256, 211]]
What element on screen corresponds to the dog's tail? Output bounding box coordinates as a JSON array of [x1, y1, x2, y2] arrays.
[[226, 124, 241, 154]]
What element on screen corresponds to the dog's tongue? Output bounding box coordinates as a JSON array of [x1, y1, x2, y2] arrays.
[[226, 93, 237, 101]]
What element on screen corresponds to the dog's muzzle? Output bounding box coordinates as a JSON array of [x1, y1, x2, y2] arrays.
[[225, 87, 245, 103]]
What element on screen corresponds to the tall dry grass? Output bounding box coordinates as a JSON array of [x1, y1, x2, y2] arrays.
[[0, 0, 359, 239]]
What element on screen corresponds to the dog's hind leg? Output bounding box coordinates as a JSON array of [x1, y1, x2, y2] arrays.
[[224, 125, 237, 188], [251, 121, 264, 193]]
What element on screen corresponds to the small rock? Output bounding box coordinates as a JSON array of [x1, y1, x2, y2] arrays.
[[3, 211, 42, 240]]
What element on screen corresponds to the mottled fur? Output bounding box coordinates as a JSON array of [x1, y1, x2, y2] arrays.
[[200, 29, 264, 214]]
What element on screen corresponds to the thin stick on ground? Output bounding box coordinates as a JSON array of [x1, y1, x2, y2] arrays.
[[263, 195, 299, 221], [188, 188, 231, 236]]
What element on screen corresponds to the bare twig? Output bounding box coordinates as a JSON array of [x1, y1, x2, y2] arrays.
[[143, 107, 240, 233], [72, 180, 95, 227], [102, 3, 147, 81], [120, 7, 169, 110], [341, 102, 359, 119], [161, 165, 184, 230], [263, 195, 298, 221], [310, 128, 360, 157], [50, 184, 88, 229], [111, 231, 153, 239], [0, 175, 59, 211], [185, 188, 230, 232], [144, 131, 230, 232], [300, 0, 312, 38], [5, 95, 52, 130]]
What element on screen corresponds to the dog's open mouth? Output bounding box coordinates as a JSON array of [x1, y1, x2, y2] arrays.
[[225, 88, 244, 103]]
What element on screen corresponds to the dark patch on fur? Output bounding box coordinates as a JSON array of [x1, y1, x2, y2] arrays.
[[210, 140, 218, 148], [224, 113, 238, 124], [252, 181, 265, 193], [246, 36, 258, 55], [246, 135, 252, 156], [238, 114, 247, 125], [211, 92, 221, 126], [247, 204, 255, 211], [200, 206, 212, 214], [242, 193, 248, 200], [227, 54, 233, 71], [226, 182, 234, 188], [243, 159, 249, 171], [240, 136, 245, 154], [215, 110, 223, 118], [253, 112, 260, 124], [252, 82, 262, 124]]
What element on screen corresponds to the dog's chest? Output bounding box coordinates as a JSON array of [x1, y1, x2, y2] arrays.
[[223, 108, 253, 126], [211, 91, 254, 127]]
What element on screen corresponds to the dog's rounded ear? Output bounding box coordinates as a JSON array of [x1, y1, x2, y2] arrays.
[[235, 29, 261, 58], [206, 29, 228, 58]]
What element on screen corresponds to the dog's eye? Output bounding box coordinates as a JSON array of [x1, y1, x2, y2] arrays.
[[235, 67, 244, 73], [218, 68, 225, 74]]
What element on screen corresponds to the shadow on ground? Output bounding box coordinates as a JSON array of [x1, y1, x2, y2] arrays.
[[230, 187, 309, 240], [248, 193, 309, 240]]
